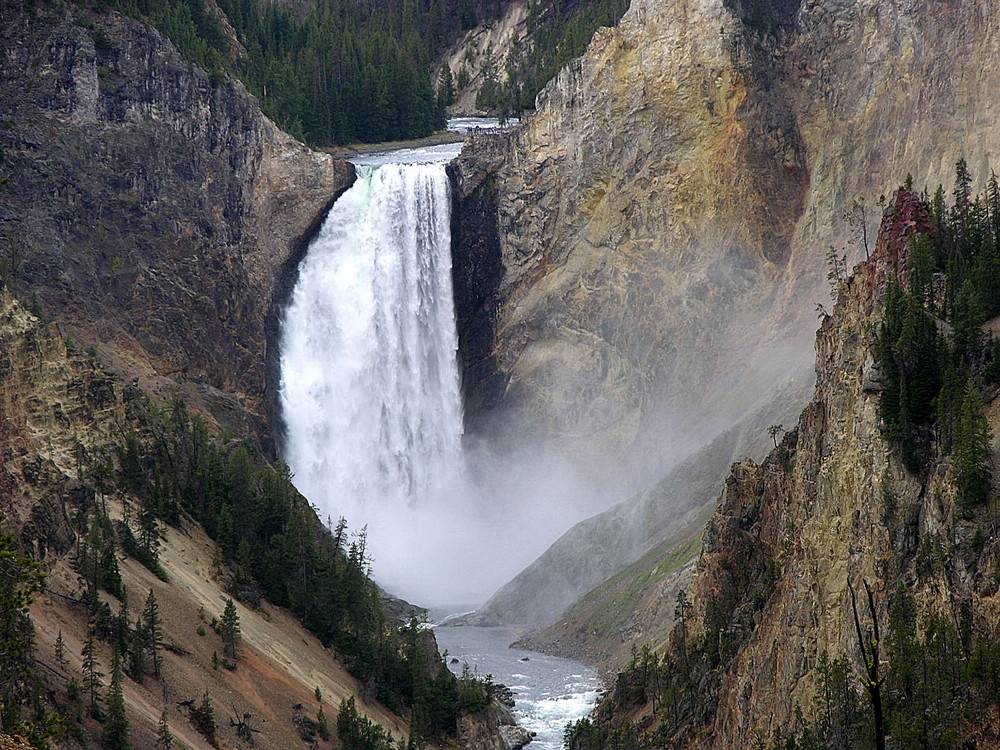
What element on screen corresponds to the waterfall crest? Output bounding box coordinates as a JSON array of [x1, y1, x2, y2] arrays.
[[280, 162, 463, 530]]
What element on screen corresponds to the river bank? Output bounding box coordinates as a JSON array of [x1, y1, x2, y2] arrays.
[[323, 116, 519, 159], [322, 130, 464, 159]]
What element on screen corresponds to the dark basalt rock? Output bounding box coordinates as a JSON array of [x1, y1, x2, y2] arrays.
[[448, 153, 509, 432]]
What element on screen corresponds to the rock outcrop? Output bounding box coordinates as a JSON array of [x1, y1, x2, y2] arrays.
[[0, 1, 353, 449], [0, 288, 123, 543], [437, 0, 529, 115], [458, 702, 533, 750]]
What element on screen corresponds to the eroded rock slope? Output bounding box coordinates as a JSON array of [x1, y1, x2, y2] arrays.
[[452, 0, 1000, 469]]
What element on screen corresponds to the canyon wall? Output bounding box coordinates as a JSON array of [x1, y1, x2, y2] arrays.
[[452, 0, 1000, 472], [438, 0, 530, 115], [0, 1, 353, 449], [541, 189, 1000, 746], [680, 189, 1000, 745], [449, 0, 1000, 629]]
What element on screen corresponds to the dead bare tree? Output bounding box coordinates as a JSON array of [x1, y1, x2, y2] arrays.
[[849, 579, 885, 750]]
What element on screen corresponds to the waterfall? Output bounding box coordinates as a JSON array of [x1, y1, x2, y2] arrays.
[[279, 163, 465, 593], [280, 150, 595, 607]]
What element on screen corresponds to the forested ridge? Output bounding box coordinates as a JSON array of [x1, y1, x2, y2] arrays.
[[876, 163, 1000, 488], [88, 0, 502, 144], [82, 0, 634, 140]]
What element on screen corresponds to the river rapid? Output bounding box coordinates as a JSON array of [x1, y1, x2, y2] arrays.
[[434, 625, 601, 750]]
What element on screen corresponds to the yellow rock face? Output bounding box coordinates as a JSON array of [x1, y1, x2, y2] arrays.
[[683, 194, 999, 745], [454, 0, 1000, 479]]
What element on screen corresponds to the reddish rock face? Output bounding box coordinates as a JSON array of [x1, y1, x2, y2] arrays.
[[874, 190, 937, 267]]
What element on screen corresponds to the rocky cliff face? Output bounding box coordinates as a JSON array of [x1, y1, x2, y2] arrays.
[[451, 0, 1000, 474], [574, 190, 1000, 746], [681, 188, 999, 746], [0, 288, 122, 556], [0, 1, 353, 449]]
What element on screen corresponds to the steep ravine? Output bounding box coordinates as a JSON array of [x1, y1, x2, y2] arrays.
[[0, 3, 522, 748], [1, 288, 523, 750], [687, 190, 1000, 746]]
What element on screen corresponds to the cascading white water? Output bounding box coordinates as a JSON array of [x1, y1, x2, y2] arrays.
[[279, 162, 467, 593], [280, 141, 600, 606], [280, 134, 599, 740]]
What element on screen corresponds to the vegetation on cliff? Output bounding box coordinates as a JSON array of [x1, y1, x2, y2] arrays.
[[877, 161, 1000, 483], [92, 390, 488, 741], [94, 0, 633, 133], [0, 289, 495, 747], [0, 524, 53, 746], [472, 0, 630, 116], [92, 0, 460, 144]]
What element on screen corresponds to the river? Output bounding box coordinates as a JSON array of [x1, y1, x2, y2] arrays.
[[434, 625, 600, 750]]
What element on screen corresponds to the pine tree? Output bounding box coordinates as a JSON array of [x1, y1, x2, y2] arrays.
[[317, 704, 330, 741], [953, 379, 993, 507], [220, 598, 240, 661], [192, 690, 216, 746], [987, 172, 1000, 253], [952, 278, 986, 366], [907, 234, 938, 312], [137, 500, 160, 565], [156, 708, 173, 750], [99, 520, 124, 600], [128, 624, 146, 684], [935, 363, 966, 453], [115, 584, 131, 653], [932, 184, 948, 235], [103, 648, 131, 750], [82, 629, 105, 718], [0, 520, 44, 732], [82, 516, 104, 602], [142, 589, 163, 677], [55, 629, 66, 671], [953, 157, 974, 250]]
